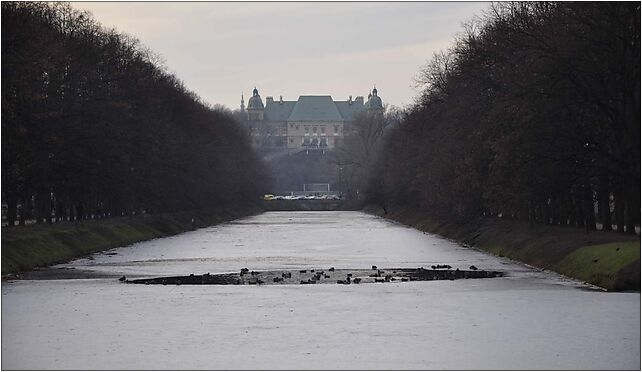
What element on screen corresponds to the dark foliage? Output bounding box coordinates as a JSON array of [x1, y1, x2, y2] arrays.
[[2, 2, 270, 226], [369, 2, 640, 233]]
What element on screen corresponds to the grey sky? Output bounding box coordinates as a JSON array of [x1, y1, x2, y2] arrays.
[[75, 2, 490, 110]]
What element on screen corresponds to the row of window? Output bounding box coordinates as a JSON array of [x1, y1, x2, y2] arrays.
[[288, 124, 340, 134], [289, 137, 334, 146], [253, 137, 341, 147]]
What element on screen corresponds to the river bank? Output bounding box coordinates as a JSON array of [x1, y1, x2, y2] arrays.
[[364, 205, 640, 291], [1, 204, 262, 276]]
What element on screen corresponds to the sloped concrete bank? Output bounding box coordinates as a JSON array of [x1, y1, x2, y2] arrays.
[[1, 204, 263, 276], [365, 205, 640, 291]]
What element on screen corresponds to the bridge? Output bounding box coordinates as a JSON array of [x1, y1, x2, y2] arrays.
[[261, 199, 358, 211]]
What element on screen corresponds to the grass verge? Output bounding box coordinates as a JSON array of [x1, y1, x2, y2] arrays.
[[365, 205, 640, 291], [1, 205, 262, 276]]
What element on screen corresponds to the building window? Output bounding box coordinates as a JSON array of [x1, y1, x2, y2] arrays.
[[305, 126, 309, 133], [334, 125, 338, 133], [289, 138, 294, 143], [313, 126, 317, 133], [296, 125, 299, 130], [321, 126, 325, 133], [290, 124, 294, 129]]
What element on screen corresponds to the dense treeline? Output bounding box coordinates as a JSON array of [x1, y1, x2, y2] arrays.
[[369, 2, 640, 233], [334, 107, 401, 199], [2, 2, 269, 226]]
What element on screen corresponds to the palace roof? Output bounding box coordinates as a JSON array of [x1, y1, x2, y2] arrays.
[[263, 95, 365, 122]]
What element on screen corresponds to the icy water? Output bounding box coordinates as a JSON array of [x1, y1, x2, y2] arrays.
[[2, 211, 640, 370]]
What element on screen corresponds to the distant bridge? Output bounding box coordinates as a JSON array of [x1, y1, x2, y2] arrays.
[[261, 199, 358, 211]]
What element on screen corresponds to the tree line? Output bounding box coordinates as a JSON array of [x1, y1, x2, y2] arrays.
[[367, 2, 640, 233], [2, 2, 269, 226], [333, 107, 401, 199]]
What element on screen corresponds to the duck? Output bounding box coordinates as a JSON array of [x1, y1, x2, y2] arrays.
[[118, 276, 127, 282], [469, 265, 478, 271], [371, 265, 378, 270]]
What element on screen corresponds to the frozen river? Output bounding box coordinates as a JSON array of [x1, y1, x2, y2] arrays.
[[2, 211, 640, 369]]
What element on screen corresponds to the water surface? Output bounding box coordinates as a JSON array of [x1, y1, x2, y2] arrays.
[[2, 212, 639, 369]]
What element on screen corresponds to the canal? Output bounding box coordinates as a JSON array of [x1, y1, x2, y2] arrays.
[[2, 211, 639, 369]]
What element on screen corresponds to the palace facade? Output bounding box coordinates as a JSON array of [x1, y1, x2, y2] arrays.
[[241, 87, 383, 149]]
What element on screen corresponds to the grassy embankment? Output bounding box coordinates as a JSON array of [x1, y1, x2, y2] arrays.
[[365, 205, 640, 291], [1, 205, 262, 276]]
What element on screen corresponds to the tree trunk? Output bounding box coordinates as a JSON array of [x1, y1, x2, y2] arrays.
[[599, 191, 612, 231], [625, 185, 638, 235], [586, 198, 597, 231], [6, 196, 17, 227], [35, 192, 45, 224], [615, 191, 625, 233], [46, 193, 53, 224], [577, 198, 586, 228]]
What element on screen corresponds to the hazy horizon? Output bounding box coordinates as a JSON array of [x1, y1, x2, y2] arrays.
[[75, 1, 490, 110]]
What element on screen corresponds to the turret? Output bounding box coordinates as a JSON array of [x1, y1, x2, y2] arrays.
[[247, 87, 265, 121], [364, 86, 383, 114]]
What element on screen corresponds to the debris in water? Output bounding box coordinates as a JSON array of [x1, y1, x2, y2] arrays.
[[124, 267, 503, 286]]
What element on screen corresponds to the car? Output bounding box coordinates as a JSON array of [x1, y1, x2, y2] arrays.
[[263, 194, 275, 200]]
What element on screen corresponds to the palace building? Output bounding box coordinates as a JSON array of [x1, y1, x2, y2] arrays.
[[241, 87, 383, 149]]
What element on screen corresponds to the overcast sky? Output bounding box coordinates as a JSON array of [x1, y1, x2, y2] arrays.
[[75, 2, 490, 110]]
